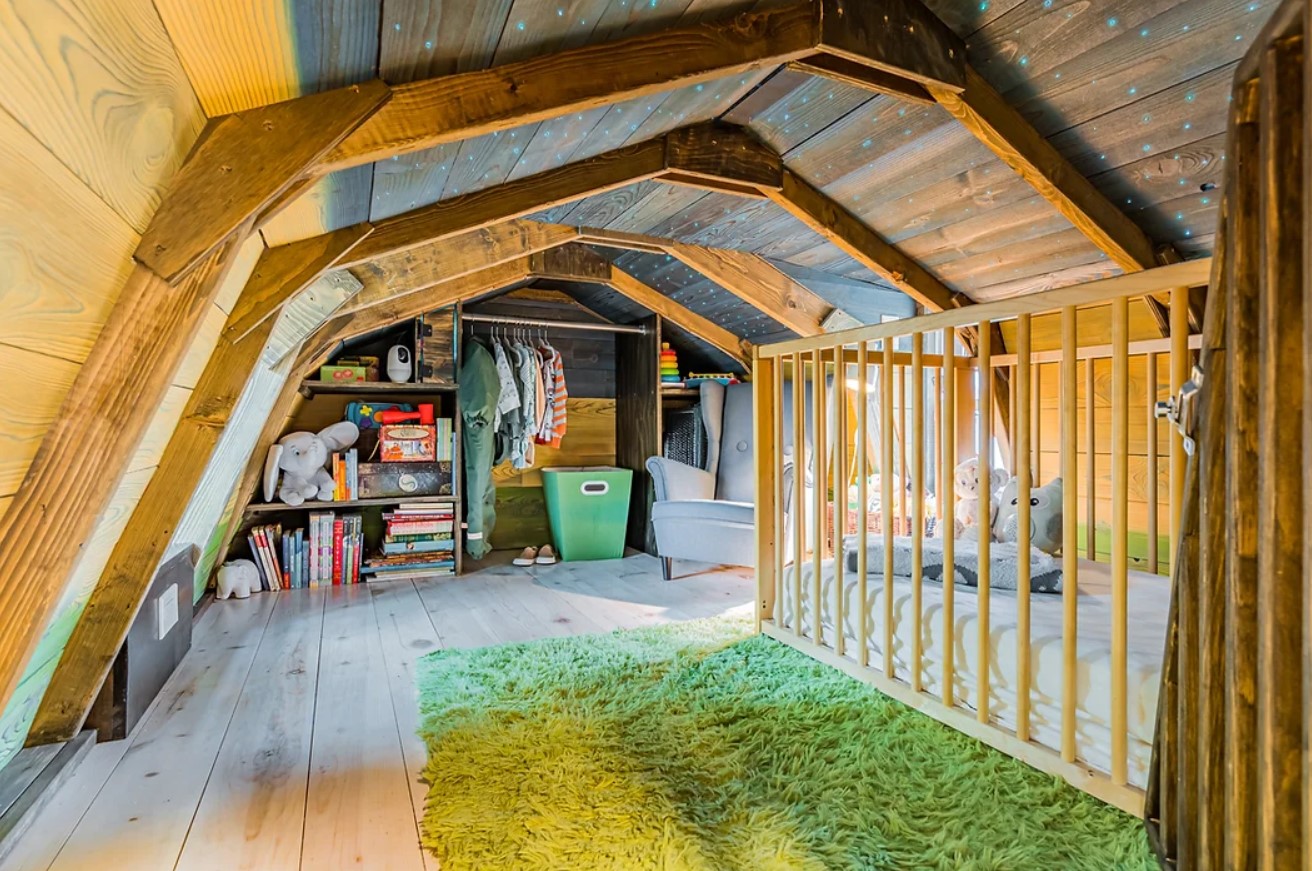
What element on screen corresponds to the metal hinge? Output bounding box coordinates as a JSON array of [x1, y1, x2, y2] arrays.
[[1155, 364, 1204, 455]]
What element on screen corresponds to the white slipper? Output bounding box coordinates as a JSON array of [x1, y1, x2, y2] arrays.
[[513, 546, 538, 566], [535, 545, 558, 565]]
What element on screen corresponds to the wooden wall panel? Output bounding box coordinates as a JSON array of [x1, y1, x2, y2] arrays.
[[0, 0, 204, 232], [493, 398, 618, 488]]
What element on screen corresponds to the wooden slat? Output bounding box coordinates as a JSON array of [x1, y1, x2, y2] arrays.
[[881, 340, 895, 677], [664, 245, 832, 336], [1256, 33, 1305, 869], [774, 361, 787, 628], [606, 267, 752, 368], [786, 55, 933, 105], [856, 341, 870, 667], [976, 320, 992, 724], [322, 3, 820, 172], [1110, 295, 1129, 786], [753, 353, 778, 630], [136, 82, 390, 282], [0, 234, 245, 719], [814, 0, 965, 91], [928, 67, 1156, 273], [1085, 358, 1097, 560], [768, 169, 959, 312], [346, 139, 667, 265], [1060, 306, 1079, 762], [792, 352, 805, 637], [1145, 353, 1160, 575], [941, 328, 956, 707], [224, 223, 371, 341], [910, 333, 924, 691], [811, 349, 826, 644], [27, 312, 279, 744], [1169, 285, 1190, 570], [1015, 314, 1032, 742], [345, 222, 581, 314], [834, 353, 847, 658]]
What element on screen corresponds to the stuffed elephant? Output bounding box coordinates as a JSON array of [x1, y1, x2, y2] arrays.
[[217, 559, 261, 599], [264, 421, 359, 505], [994, 476, 1064, 554]]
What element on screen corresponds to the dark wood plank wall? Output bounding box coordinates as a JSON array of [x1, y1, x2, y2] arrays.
[[166, 0, 1275, 334]]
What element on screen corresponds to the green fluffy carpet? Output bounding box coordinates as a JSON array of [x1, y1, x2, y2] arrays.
[[416, 617, 1155, 870]]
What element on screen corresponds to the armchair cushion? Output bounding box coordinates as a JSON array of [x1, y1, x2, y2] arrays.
[[651, 499, 753, 527], [646, 456, 715, 503]]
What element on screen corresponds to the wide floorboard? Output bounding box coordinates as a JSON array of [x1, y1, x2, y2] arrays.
[[4, 554, 752, 871]]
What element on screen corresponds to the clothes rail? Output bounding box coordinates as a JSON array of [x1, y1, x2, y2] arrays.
[[463, 313, 648, 335]]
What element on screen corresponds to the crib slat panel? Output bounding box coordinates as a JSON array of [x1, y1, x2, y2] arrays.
[[1085, 359, 1097, 560], [835, 350, 848, 659], [1111, 295, 1130, 786], [912, 333, 925, 692], [1009, 364, 1018, 471], [1033, 362, 1042, 480], [899, 365, 909, 536], [1146, 352, 1160, 575], [753, 353, 778, 631], [977, 321, 992, 725], [812, 349, 827, 646], [774, 356, 786, 628], [793, 351, 805, 638], [857, 342, 870, 668], [882, 340, 896, 679], [1061, 306, 1080, 762], [1016, 314, 1033, 743], [941, 329, 956, 707]]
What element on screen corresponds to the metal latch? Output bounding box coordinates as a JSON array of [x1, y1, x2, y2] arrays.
[[1155, 364, 1204, 455]]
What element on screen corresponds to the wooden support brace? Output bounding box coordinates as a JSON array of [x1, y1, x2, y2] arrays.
[[661, 244, 833, 336], [787, 54, 934, 105], [136, 81, 391, 281], [606, 266, 753, 368]]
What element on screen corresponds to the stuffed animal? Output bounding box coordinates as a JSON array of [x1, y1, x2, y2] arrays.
[[951, 457, 1006, 538], [263, 421, 360, 506], [994, 476, 1064, 554], [216, 559, 261, 599]]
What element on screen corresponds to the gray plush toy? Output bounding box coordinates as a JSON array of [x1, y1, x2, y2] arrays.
[[263, 421, 360, 506], [993, 476, 1064, 555]]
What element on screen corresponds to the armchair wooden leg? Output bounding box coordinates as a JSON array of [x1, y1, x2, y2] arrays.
[[661, 557, 673, 581]]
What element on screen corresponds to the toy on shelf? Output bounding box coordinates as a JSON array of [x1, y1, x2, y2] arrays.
[[659, 342, 682, 386], [685, 373, 741, 387]]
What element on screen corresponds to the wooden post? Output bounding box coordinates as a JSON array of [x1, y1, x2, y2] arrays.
[[881, 339, 896, 677], [941, 328, 956, 707], [1111, 296, 1129, 785], [774, 359, 787, 628], [1085, 358, 1097, 560], [911, 333, 925, 691], [857, 342, 870, 667], [977, 320, 992, 724], [1146, 352, 1160, 574], [753, 352, 778, 631], [1169, 285, 1189, 571], [1015, 314, 1032, 742], [1061, 306, 1079, 761]]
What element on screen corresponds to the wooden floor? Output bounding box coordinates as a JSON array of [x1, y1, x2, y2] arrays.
[[4, 553, 753, 871]]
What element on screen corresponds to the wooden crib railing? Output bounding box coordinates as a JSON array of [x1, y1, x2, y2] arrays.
[[752, 259, 1208, 813]]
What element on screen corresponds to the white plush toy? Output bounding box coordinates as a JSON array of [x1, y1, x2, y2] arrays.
[[216, 559, 262, 599], [263, 421, 359, 506], [951, 457, 1007, 538], [994, 476, 1064, 554]]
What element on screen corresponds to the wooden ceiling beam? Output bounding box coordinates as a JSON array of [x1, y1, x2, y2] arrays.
[[529, 244, 613, 283], [767, 168, 963, 312], [787, 55, 934, 105], [342, 221, 580, 314], [136, 81, 390, 282], [223, 222, 374, 342], [663, 123, 783, 191], [320, 0, 964, 174], [606, 266, 753, 368]]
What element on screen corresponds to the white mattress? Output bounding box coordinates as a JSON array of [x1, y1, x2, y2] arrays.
[[779, 554, 1170, 789]]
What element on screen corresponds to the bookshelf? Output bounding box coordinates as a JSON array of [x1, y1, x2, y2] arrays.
[[243, 495, 459, 514], [298, 380, 458, 397]]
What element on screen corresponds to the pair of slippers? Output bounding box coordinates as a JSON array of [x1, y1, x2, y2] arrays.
[[513, 545, 557, 566]]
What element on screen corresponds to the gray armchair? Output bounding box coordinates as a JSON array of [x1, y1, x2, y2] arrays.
[[646, 381, 799, 580]]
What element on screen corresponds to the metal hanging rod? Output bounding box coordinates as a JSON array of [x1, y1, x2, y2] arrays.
[[462, 312, 648, 335]]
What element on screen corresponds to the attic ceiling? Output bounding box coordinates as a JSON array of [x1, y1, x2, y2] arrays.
[[152, 0, 1271, 342]]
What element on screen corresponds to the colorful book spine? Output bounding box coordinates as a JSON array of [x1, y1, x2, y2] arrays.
[[332, 517, 344, 585], [382, 539, 454, 555]]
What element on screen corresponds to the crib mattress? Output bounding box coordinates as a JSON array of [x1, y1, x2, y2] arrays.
[[779, 557, 1170, 789]]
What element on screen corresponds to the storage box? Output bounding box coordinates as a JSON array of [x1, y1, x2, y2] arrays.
[[541, 467, 633, 561], [358, 462, 452, 498], [320, 356, 380, 383], [380, 424, 436, 462]]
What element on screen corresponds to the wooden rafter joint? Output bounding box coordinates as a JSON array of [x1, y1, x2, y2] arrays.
[[812, 0, 965, 92], [663, 122, 783, 191], [786, 54, 935, 105]]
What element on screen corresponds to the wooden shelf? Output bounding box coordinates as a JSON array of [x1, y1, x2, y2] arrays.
[[244, 495, 458, 515], [299, 380, 457, 396], [660, 387, 700, 400]]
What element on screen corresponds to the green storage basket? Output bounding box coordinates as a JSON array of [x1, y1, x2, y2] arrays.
[[541, 466, 633, 561]]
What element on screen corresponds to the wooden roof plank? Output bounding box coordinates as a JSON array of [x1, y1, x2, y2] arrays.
[[607, 265, 752, 366]]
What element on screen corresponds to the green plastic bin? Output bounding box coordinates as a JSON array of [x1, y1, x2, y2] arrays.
[[541, 466, 633, 561]]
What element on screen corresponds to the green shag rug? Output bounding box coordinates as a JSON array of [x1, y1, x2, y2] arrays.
[[416, 617, 1155, 870]]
